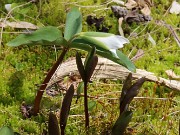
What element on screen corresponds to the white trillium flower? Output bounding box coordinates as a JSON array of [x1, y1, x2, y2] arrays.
[[76, 32, 130, 57], [5, 4, 12, 12], [92, 35, 129, 57]]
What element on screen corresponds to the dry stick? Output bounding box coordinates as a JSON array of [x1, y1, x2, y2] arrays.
[[49, 58, 180, 91], [155, 21, 180, 47], [165, 24, 180, 47], [33, 47, 68, 115], [70, 0, 112, 8]]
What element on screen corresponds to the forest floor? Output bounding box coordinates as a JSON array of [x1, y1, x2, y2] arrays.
[[0, 0, 179, 134]]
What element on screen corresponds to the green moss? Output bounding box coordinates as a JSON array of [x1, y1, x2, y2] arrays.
[[0, 0, 179, 134]]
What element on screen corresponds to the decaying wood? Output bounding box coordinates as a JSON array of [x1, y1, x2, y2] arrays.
[[48, 58, 180, 91]]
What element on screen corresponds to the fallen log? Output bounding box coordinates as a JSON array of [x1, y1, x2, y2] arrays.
[[48, 58, 180, 91]]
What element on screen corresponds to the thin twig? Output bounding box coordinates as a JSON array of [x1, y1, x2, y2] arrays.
[[165, 23, 180, 47]]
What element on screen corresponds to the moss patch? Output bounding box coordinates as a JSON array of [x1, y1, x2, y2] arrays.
[[0, 0, 179, 134]]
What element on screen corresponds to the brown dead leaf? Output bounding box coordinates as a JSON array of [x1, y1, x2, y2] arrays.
[[131, 49, 144, 61], [124, 9, 138, 20], [145, 0, 153, 6], [0, 21, 38, 29], [135, 0, 153, 7], [20, 101, 33, 118], [165, 70, 180, 81], [134, 0, 152, 15], [125, 0, 137, 9], [141, 4, 151, 15], [118, 17, 124, 36]]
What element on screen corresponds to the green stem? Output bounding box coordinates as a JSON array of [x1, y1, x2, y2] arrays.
[[33, 47, 68, 115], [84, 81, 89, 128]]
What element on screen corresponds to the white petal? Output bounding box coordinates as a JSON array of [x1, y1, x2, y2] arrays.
[[110, 49, 118, 57], [170, 1, 180, 14], [93, 35, 129, 49], [5, 4, 12, 12]]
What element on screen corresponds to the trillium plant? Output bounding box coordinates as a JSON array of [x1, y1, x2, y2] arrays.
[[7, 7, 135, 128]]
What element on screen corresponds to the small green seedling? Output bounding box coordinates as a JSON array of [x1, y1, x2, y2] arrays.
[[112, 73, 146, 135], [76, 47, 98, 128]]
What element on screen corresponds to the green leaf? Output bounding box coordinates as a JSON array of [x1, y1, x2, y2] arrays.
[[79, 32, 114, 37], [84, 46, 96, 68], [64, 7, 82, 40], [73, 32, 129, 51], [76, 82, 84, 102], [0, 126, 14, 135], [7, 26, 65, 47], [72, 36, 110, 51], [70, 42, 92, 52], [97, 50, 135, 72], [112, 111, 133, 135], [48, 112, 60, 135], [116, 50, 136, 72], [88, 100, 96, 111]]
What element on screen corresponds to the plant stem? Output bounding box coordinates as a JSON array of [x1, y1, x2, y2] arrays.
[[84, 81, 89, 128], [61, 128, 65, 135], [33, 47, 68, 115]]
